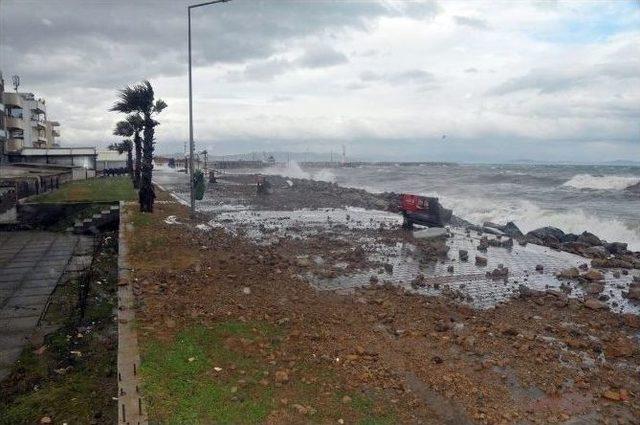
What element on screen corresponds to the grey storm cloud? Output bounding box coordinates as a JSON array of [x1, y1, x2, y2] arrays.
[[227, 45, 349, 81], [490, 61, 640, 95], [0, 0, 436, 89], [296, 45, 349, 68], [453, 15, 489, 29]]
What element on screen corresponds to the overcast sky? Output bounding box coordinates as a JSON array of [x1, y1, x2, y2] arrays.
[[1, 0, 639, 162]]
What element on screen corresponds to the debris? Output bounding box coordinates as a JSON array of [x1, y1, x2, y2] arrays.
[[475, 256, 487, 266]]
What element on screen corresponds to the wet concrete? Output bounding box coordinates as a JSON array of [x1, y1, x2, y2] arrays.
[[0, 231, 92, 381]]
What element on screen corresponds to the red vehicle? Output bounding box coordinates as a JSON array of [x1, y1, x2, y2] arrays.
[[399, 194, 452, 228]]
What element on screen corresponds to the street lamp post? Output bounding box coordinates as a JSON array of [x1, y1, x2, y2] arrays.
[[188, 0, 230, 217]]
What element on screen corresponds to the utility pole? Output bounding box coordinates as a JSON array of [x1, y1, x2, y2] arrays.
[[188, 0, 231, 217]]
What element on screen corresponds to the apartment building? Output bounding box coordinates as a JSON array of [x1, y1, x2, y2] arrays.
[[0, 72, 6, 162], [2, 91, 60, 152]]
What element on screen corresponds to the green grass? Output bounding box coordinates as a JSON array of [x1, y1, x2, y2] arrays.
[[0, 233, 118, 425], [141, 322, 277, 425], [29, 176, 136, 203]]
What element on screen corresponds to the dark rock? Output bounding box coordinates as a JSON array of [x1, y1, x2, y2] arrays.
[[475, 256, 488, 266], [557, 267, 580, 279], [458, 249, 469, 262], [502, 221, 523, 238], [591, 257, 633, 269], [625, 182, 640, 193], [527, 227, 565, 245], [604, 242, 628, 255], [576, 231, 602, 247], [583, 246, 608, 259], [561, 233, 579, 243]]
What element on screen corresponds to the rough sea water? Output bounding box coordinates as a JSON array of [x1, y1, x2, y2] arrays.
[[265, 163, 640, 251]]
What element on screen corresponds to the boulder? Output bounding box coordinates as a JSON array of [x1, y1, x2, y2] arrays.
[[584, 298, 607, 310], [557, 267, 580, 279], [625, 181, 640, 193], [458, 249, 469, 262], [561, 233, 579, 243], [576, 231, 602, 247], [591, 257, 633, 269], [475, 256, 488, 266], [582, 269, 604, 281], [583, 246, 608, 259], [584, 282, 604, 294], [502, 221, 523, 238], [626, 286, 640, 300], [527, 227, 565, 244], [605, 242, 628, 255]]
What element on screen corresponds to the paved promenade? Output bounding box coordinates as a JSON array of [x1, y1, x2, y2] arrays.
[[0, 232, 86, 381]]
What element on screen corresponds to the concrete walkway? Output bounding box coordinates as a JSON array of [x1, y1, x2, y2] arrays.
[[0, 231, 87, 381]]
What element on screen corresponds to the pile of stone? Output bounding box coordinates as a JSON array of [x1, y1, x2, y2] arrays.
[[473, 220, 639, 269]]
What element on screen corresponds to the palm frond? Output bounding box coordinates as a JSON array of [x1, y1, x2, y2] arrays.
[[113, 120, 134, 137], [153, 99, 168, 114]]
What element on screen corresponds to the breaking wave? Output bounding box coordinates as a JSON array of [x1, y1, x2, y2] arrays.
[[445, 197, 640, 251], [562, 174, 640, 190], [262, 161, 336, 183]]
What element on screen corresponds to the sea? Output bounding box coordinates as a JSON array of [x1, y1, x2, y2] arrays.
[[261, 163, 640, 251]]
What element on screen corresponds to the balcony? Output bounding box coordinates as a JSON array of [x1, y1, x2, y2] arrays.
[[3, 93, 24, 108], [5, 116, 25, 130], [32, 120, 46, 130], [6, 139, 24, 152], [52, 130, 60, 137]]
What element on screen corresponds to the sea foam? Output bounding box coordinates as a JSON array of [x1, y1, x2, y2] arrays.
[[563, 174, 640, 190]]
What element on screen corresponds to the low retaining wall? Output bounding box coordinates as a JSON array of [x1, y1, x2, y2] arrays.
[[117, 201, 148, 424], [17, 201, 116, 227]]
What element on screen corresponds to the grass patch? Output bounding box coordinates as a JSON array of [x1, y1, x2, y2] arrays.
[[0, 233, 118, 425], [30, 176, 135, 203], [141, 322, 278, 425]]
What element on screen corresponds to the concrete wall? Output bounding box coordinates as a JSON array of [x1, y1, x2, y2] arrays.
[[17, 201, 115, 228]]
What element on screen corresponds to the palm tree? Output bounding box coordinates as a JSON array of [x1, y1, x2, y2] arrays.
[[108, 140, 133, 178], [111, 81, 167, 212], [112, 120, 136, 184], [127, 114, 144, 188]]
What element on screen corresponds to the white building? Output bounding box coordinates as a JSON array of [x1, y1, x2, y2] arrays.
[[3, 91, 60, 151]]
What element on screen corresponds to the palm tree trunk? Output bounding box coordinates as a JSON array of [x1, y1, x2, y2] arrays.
[[127, 148, 133, 181], [139, 114, 155, 212], [133, 132, 142, 189]]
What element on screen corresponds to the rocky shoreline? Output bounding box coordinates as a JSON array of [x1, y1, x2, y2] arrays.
[[133, 174, 640, 424]]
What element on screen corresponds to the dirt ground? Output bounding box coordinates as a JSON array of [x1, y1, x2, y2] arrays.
[[126, 182, 640, 424]]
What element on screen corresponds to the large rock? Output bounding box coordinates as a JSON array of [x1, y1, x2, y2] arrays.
[[626, 286, 640, 300], [557, 267, 580, 279], [604, 242, 628, 255], [527, 227, 565, 246], [584, 298, 607, 310], [583, 269, 604, 281], [577, 231, 602, 247], [626, 182, 640, 193], [583, 246, 608, 258], [502, 221, 523, 238]]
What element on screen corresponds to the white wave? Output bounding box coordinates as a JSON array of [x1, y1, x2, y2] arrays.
[[562, 174, 640, 190], [446, 197, 640, 251], [262, 161, 336, 182]]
